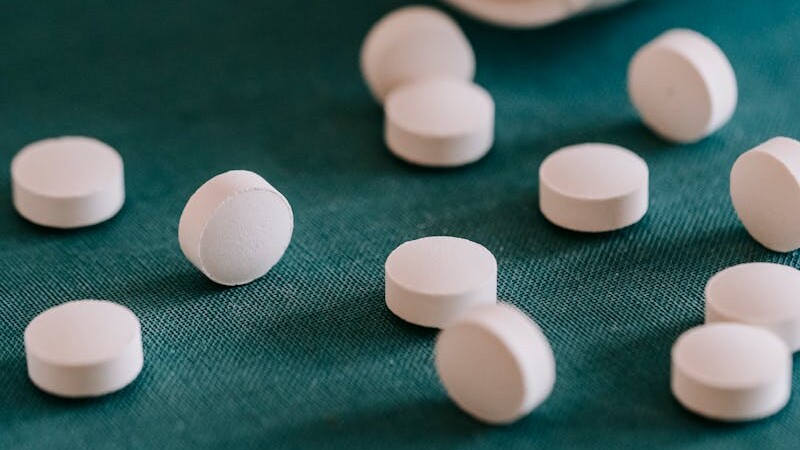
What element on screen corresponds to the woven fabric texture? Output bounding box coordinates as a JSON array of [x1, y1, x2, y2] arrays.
[[2, 0, 800, 448]]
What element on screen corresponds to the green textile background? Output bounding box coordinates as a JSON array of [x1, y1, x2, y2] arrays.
[[1, 0, 800, 448]]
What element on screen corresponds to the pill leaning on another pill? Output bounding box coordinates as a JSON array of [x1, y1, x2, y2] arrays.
[[25, 300, 144, 398], [705, 263, 800, 351], [730, 137, 800, 253], [435, 303, 556, 425], [179, 170, 293, 286], [385, 236, 497, 328], [11, 136, 125, 228], [628, 29, 737, 144], [360, 5, 475, 103], [671, 323, 791, 422], [539, 143, 648, 232], [384, 77, 495, 167]]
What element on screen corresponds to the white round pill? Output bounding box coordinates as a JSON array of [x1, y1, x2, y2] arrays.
[[25, 300, 143, 398], [385, 236, 496, 328], [360, 6, 475, 103], [628, 29, 737, 143], [706, 263, 800, 351], [384, 77, 495, 167], [443, 0, 630, 28], [539, 143, 648, 232], [11, 136, 125, 228], [435, 303, 556, 425], [731, 137, 800, 253], [671, 323, 791, 421], [178, 170, 293, 286]]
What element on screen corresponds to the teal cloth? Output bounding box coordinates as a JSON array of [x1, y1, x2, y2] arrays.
[[2, 0, 800, 448]]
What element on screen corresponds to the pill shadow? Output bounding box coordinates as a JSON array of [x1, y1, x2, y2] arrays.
[[263, 399, 492, 447]]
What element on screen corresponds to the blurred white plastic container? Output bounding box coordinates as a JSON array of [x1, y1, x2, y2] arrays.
[[443, 0, 632, 28]]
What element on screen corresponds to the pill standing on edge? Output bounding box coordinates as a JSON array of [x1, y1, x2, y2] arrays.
[[539, 143, 648, 232], [384, 77, 495, 167], [25, 300, 144, 398], [11, 136, 125, 228], [671, 323, 791, 421], [360, 5, 475, 103], [705, 263, 800, 351], [178, 170, 293, 286], [435, 303, 556, 425], [385, 236, 496, 328], [628, 29, 737, 144], [730, 137, 800, 253]]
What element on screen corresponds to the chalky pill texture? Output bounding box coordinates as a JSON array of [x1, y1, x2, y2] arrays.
[[11, 136, 125, 228], [730, 137, 800, 253], [384, 77, 495, 167], [179, 170, 294, 286], [539, 143, 648, 232], [24, 300, 143, 398], [385, 236, 496, 328], [628, 29, 737, 143], [435, 303, 556, 425], [360, 5, 475, 103], [671, 323, 791, 422], [705, 263, 800, 351]]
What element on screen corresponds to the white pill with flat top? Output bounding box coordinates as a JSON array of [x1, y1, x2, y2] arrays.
[[360, 6, 475, 103], [539, 143, 648, 232], [385, 236, 496, 328], [384, 77, 495, 167], [628, 29, 737, 143], [730, 137, 800, 252], [671, 323, 791, 421], [435, 303, 556, 425], [705, 263, 800, 351], [25, 300, 143, 398], [179, 170, 293, 286], [11, 136, 125, 228], [443, 0, 632, 28]]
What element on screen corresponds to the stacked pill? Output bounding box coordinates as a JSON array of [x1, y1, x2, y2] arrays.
[[361, 6, 495, 167], [385, 236, 555, 424]]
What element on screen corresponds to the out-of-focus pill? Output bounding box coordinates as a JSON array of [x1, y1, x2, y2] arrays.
[[628, 29, 737, 143], [384, 77, 494, 167], [25, 300, 143, 398], [705, 263, 800, 351], [443, 0, 633, 28], [360, 6, 475, 103], [179, 170, 293, 286], [385, 236, 496, 328], [11, 136, 125, 228], [730, 137, 800, 252], [435, 303, 556, 425], [671, 323, 791, 421], [539, 143, 648, 232]]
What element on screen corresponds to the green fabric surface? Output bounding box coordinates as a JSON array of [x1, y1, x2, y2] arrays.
[[2, 0, 800, 448]]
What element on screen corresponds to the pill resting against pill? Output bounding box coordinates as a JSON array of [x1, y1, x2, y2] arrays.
[[671, 323, 791, 421], [360, 5, 475, 103], [435, 303, 556, 424], [385, 236, 497, 328], [11, 136, 125, 229], [384, 77, 495, 168], [25, 300, 144, 398], [179, 170, 294, 286], [628, 29, 737, 144], [730, 137, 800, 253], [705, 262, 800, 351], [539, 143, 648, 233]]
